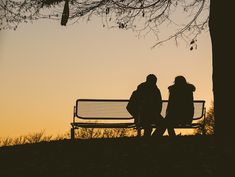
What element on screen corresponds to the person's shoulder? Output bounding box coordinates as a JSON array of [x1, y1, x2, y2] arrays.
[[137, 82, 145, 90], [187, 83, 196, 91], [154, 85, 161, 92], [168, 84, 175, 91]]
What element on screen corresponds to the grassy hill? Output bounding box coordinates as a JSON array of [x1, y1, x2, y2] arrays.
[[0, 136, 216, 177]]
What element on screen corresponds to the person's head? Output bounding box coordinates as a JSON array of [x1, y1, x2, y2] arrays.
[[174, 76, 187, 86], [146, 74, 157, 85]]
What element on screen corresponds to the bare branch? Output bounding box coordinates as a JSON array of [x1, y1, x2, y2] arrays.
[[0, 0, 209, 47]]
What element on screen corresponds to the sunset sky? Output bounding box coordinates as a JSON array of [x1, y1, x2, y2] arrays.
[[0, 17, 212, 138]]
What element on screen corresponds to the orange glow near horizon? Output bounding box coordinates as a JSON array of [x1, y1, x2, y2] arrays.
[[0, 19, 212, 138]]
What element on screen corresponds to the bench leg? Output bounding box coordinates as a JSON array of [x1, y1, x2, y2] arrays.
[[137, 128, 141, 137], [71, 127, 75, 140]]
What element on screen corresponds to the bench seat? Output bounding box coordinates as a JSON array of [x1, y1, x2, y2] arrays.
[[71, 122, 136, 128], [71, 122, 201, 129]]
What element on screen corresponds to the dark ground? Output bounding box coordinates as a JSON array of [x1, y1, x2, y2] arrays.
[[0, 136, 218, 177]]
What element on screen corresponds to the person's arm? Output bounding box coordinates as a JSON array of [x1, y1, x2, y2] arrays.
[[159, 89, 162, 113], [166, 88, 173, 115], [156, 88, 162, 114]]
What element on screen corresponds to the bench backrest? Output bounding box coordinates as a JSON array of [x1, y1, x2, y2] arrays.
[[74, 99, 205, 121]]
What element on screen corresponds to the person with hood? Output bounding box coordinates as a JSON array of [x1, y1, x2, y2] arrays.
[[164, 76, 196, 136]]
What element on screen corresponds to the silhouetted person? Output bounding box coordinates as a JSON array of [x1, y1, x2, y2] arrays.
[[127, 74, 163, 137], [165, 76, 196, 136]]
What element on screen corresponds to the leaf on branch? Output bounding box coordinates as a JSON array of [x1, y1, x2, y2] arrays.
[[106, 8, 110, 15], [118, 22, 127, 29]]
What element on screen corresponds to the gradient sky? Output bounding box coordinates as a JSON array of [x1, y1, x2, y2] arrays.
[[0, 18, 212, 138]]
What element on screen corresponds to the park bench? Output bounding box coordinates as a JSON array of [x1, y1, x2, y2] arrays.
[[70, 99, 206, 139]]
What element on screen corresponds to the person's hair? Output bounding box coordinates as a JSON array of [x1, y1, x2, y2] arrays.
[[174, 76, 187, 85], [146, 74, 157, 84]]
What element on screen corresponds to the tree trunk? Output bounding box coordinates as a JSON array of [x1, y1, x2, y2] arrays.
[[210, 0, 234, 143], [209, 0, 234, 175]]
